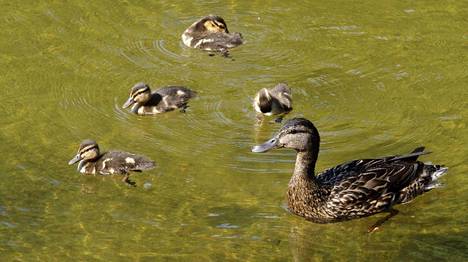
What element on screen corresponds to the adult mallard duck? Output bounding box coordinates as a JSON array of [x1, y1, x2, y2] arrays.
[[253, 83, 292, 122], [68, 139, 155, 185], [122, 82, 197, 115], [181, 15, 243, 54], [252, 118, 448, 231]]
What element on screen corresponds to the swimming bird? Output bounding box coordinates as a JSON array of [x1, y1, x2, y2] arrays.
[[253, 83, 292, 122], [181, 15, 243, 54], [252, 118, 448, 231], [68, 139, 155, 185], [122, 82, 196, 115]]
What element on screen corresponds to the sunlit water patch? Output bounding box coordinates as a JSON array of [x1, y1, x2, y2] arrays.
[[0, 1, 466, 261]]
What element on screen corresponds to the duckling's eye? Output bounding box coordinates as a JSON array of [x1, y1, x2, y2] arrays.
[[81, 147, 95, 154], [133, 90, 146, 98], [214, 21, 225, 29]]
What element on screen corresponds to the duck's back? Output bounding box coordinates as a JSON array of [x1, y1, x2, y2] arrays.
[[156, 86, 196, 98], [194, 32, 243, 51], [94, 151, 155, 175], [133, 87, 196, 114], [155, 86, 196, 109], [313, 149, 446, 221], [270, 84, 292, 114]]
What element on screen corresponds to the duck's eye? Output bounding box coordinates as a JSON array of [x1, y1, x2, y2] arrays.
[[214, 21, 225, 29], [288, 130, 305, 135]]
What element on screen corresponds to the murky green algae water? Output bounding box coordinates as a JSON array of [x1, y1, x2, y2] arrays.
[[0, 0, 467, 260]]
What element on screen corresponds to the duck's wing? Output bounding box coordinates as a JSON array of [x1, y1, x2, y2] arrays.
[[144, 92, 163, 106], [100, 151, 156, 174], [318, 147, 430, 217], [196, 32, 243, 51], [156, 86, 195, 97], [156, 86, 196, 109], [318, 147, 429, 184], [270, 84, 292, 111]]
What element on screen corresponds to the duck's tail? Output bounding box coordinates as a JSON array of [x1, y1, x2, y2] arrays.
[[424, 165, 449, 190], [392, 146, 431, 162], [398, 162, 448, 204]]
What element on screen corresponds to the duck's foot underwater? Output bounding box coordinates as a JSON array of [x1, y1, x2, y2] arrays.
[[122, 174, 136, 187], [367, 209, 399, 233], [180, 106, 189, 113], [274, 116, 284, 123], [208, 49, 234, 60], [221, 50, 230, 58], [255, 114, 263, 124]]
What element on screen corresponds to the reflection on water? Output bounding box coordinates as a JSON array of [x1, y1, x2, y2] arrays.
[[0, 0, 467, 260]]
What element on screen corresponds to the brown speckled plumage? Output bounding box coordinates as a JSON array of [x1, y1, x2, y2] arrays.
[[69, 140, 155, 185], [181, 15, 243, 53], [76, 151, 155, 175], [253, 83, 292, 116], [123, 82, 196, 115], [252, 118, 448, 224]]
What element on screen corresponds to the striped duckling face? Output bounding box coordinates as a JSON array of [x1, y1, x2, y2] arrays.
[[122, 83, 151, 108], [197, 15, 229, 34], [68, 139, 100, 165]]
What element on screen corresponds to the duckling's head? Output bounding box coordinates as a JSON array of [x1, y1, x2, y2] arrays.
[[254, 88, 272, 114], [252, 118, 320, 153], [195, 15, 229, 34], [68, 139, 100, 165], [122, 82, 152, 108]]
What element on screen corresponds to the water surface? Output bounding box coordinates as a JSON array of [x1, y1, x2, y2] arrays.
[[0, 1, 467, 260]]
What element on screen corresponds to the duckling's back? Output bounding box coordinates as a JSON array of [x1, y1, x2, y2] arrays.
[[194, 32, 243, 51], [155, 86, 197, 110], [156, 86, 197, 98], [96, 151, 155, 175]]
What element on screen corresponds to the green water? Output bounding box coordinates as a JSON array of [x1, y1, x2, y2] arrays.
[[1, 1, 467, 261]]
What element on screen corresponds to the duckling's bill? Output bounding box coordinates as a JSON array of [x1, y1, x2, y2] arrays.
[[68, 154, 82, 165], [252, 137, 278, 153], [122, 97, 135, 108]]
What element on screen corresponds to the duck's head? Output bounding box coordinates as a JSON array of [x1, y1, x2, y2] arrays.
[[194, 15, 229, 34], [255, 88, 273, 113], [252, 118, 319, 153], [122, 82, 152, 108], [68, 139, 100, 165]]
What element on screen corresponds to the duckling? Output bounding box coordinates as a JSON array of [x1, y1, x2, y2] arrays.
[[68, 139, 155, 185], [181, 15, 243, 54], [252, 118, 448, 232], [122, 82, 197, 115], [253, 83, 292, 122]]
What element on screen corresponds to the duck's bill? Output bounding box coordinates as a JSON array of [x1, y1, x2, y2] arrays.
[[68, 154, 82, 165], [251, 138, 278, 153], [122, 97, 135, 108]]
